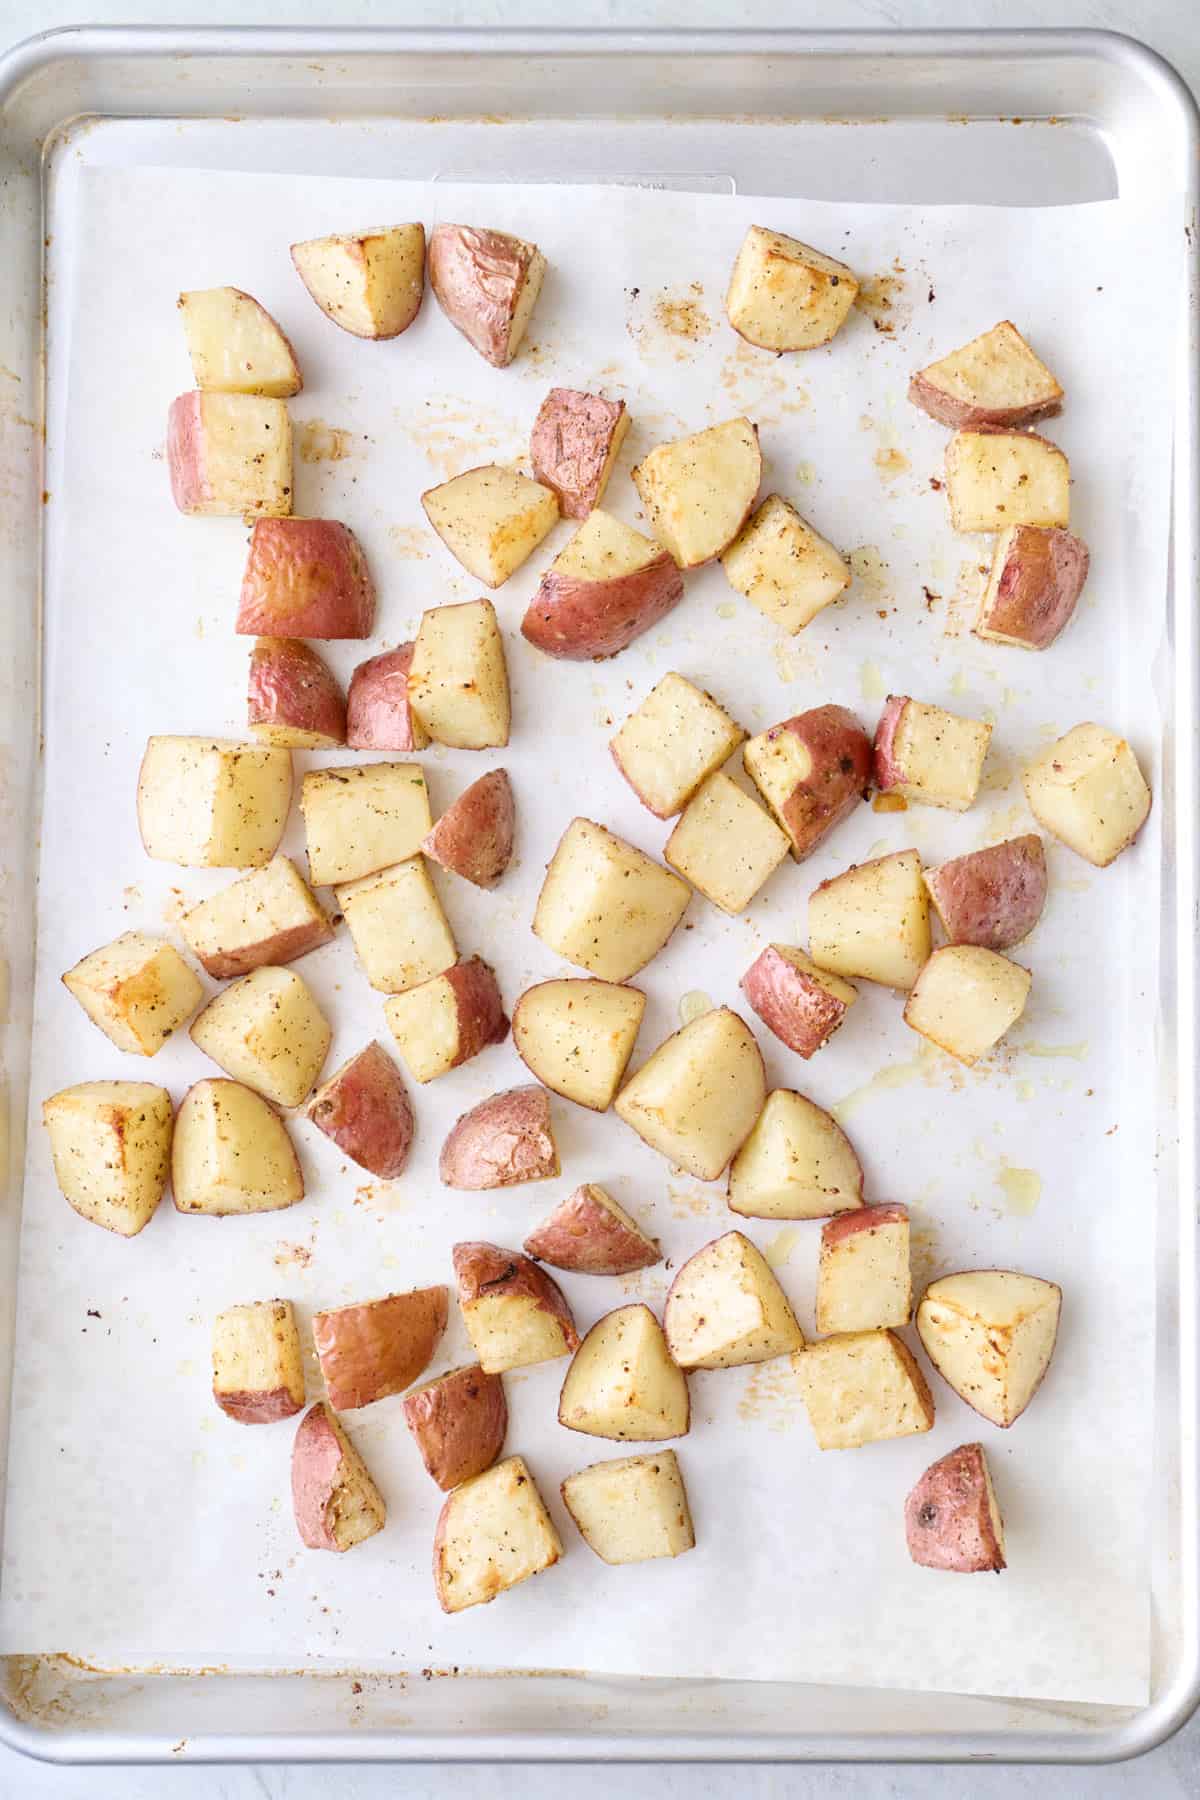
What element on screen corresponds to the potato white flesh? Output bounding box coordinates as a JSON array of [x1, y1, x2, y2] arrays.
[[905, 1442, 1006, 1574], [611, 672, 746, 819], [916, 1270, 1062, 1427], [524, 1184, 660, 1276], [1022, 723, 1151, 867], [181, 855, 334, 980], [664, 1230, 804, 1370], [190, 966, 332, 1108], [725, 226, 858, 351], [740, 944, 857, 1059], [795, 1330, 935, 1450], [301, 762, 431, 887], [178, 287, 302, 397], [167, 392, 293, 518], [633, 417, 762, 568], [62, 931, 202, 1056], [808, 848, 931, 990], [212, 1300, 305, 1423], [433, 1455, 561, 1614], [407, 597, 511, 750], [975, 525, 1089, 651], [558, 1305, 689, 1441], [909, 321, 1062, 429], [43, 1081, 172, 1238], [454, 1242, 578, 1371], [533, 818, 690, 982], [816, 1205, 911, 1334], [530, 387, 629, 519], [742, 704, 873, 862], [615, 1007, 765, 1182], [903, 945, 1031, 1066], [383, 956, 508, 1082], [137, 736, 292, 870], [562, 1450, 695, 1565], [337, 857, 457, 995], [421, 466, 558, 588], [873, 696, 992, 813], [172, 1078, 303, 1216], [292, 1403, 386, 1552], [665, 771, 790, 915], [428, 225, 546, 368], [291, 225, 425, 339], [728, 1088, 864, 1221], [720, 494, 851, 633], [521, 507, 684, 662], [945, 430, 1070, 532], [512, 979, 645, 1111]]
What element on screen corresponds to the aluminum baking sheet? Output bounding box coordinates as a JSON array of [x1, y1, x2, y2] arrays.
[[0, 160, 1181, 1709]]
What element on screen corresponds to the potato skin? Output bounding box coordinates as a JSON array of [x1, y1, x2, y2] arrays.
[[905, 1442, 1006, 1572], [428, 224, 540, 367], [756, 705, 872, 858], [740, 945, 850, 1059], [976, 526, 1089, 650], [248, 637, 346, 746], [346, 644, 427, 751], [236, 519, 375, 639], [313, 1286, 448, 1410], [217, 1385, 301, 1424], [521, 554, 684, 662], [907, 370, 1060, 432], [524, 1184, 660, 1276], [402, 1363, 507, 1490], [421, 770, 515, 889], [291, 1402, 384, 1551], [438, 957, 511, 1068], [452, 1242, 580, 1353], [306, 1041, 415, 1180], [439, 1084, 559, 1190], [531, 388, 626, 518], [822, 1201, 907, 1249], [167, 392, 208, 511], [872, 695, 906, 790], [924, 835, 1048, 951]]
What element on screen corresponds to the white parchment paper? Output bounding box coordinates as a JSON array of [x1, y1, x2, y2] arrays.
[[0, 166, 1181, 1704]]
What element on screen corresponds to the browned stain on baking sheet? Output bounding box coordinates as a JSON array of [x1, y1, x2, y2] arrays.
[[298, 420, 354, 463]]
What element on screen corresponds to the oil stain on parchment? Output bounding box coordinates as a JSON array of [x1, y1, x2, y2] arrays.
[[298, 420, 354, 463], [738, 1357, 802, 1433], [402, 396, 524, 480]]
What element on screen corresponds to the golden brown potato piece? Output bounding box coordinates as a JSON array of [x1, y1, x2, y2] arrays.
[[337, 857, 457, 995], [345, 644, 429, 752], [403, 1363, 507, 1491], [179, 286, 303, 397], [291, 1403, 386, 1551], [301, 763, 432, 887], [808, 849, 931, 991], [306, 1041, 415, 1181], [1022, 723, 1151, 867], [313, 1286, 448, 1410], [916, 1270, 1061, 1427], [512, 979, 645, 1112], [453, 1242, 579, 1373], [172, 1078, 303, 1216], [558, 1304, 688, 1440], [905, 1442, 1006, 1572], [190, 965, 332, 1108], [909, 321, 1062, 430], [43, 1081, 172, 1238], [873, 695, 992, 813], [664, 771, 790, 915], [62, 931, 203, 1056], [428, 224, 546, 367], [248, 637, 346, 749], [720, 494, 851, 634], [611, 672, 745, 820], [562, 1450, 695, 1565], [521, 509, 684, 662], [524, 1183, 660, 1276], [407, 597, 511, 749], [439, 1085, 559, 1191], [728, 1088, 864, 1221], [795, 1330, 935, 1450], [816, 1204, 911, 1335], [137, 737, 292, 870], [725, 226, 858, 351], [632, 417, 761, 568], [533, 817, 690, 982], [236, 519, 375, 639], [422, 466, 558, 589], [615, 1008, 765, 1182], [945, 430, 1069, 533], [291, 225, 425, 339], [167, 392, 292, 518], [923, 836, 1048, 951], [664, 1230, 804, 1370], [181, 856, 335, 981], [212, 1299, 305, 1423], [903, 945, 1031, 1066], [433, 1455, 561, 1612], [740, 944, 856, 1059], [530, 387, 629, 518], [384, 957, 509, 1084], [421, 769, 515, 889], [742, 705, 872, 861]]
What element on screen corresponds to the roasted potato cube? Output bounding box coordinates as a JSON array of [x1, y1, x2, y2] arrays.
[[62, 931, 202, 1056], [291, 224, 425, 339], [903, 945, 1031, 1066], [945, 429, 1069, 532], [421, 466, 558, 589], [439, 1086, 559, 1191], [433, 1455, 561, 1613], [743, 704, 872, 861], [453, 1242, 578, 1372], [137, 736, 292, 870], [421, 769, 515, 889], [665, 771, 790, 914], [611, 672, 745, 820], [633, 416, 761, 568], [301, 762, 432, 887], [337, 857, 457, 995], [916, 1269, 1061, 1427], [664, 1229, 804, 1370], [403, 1364, 507, 1492], [181, 855, 334, 980], [616, 1007, 765, 1181], [212, 1299, 305, 1423], [562, 1450, 695, 1565], [313, 1287, 448, 1410], [808, 848, 931, 990], [306, 1041, 414, 1181], [248, 637, 346, 749], [384, 956, 508, 1083], [428, 225, 546, 368], [725, 225, 858, 351], [190, 965, 332, 1107], [795, 1329, 934, 1450], [558, 1304, 689, 1441], [720, 494, 850, 633], [524, 1183, 660, 1276], [740, 943, 857, 1059], [167, 391, 292, 518], [874, 695, 991, 813], [923, 836, 1048, 951], [512, 978, 645, 1111], [531, 387, 629, 518], [533, 817, 690, 982], [172, 1078, 303, 1216], [975, 525, 1089, 651], [816, 1204, 911, 1334], [728, 1087, 864, 1221], [1022, 722, 1151, 867], [178, 286, 302, 397], [236, 518, 375, 640], [909, 320, 1062, 429], [905, 1442, 1006, 1573], [42, 1081, 172, 1237], [292, 1403, 386, 1552], [521, 508, 684, 662], [346, 644, 429, 752], [407, 598, 511, 749]]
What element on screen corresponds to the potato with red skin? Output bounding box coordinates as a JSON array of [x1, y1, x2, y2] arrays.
[[428, 224, 546, 368], [740, 944, 857, 1059], [313, 1286, 448, 1411], [905, 1442, 1007, 1573], [521, 509, 684, 662], [182, 857, 334, 980], [212, 1299, 305, 1424], [384, 957, 510, 1085], [306, 1041, 414, 1180], [248, 637, 346, 749], [817, 1204, 911, 1334], [908, 321, 1062, 430], [236, 518, 375, 639], [291, 1403, 385, 1552], [975, 525, 1089, 651], [924, 836, 1048, 951], [403, 1364, 507, 1491], [453, 1242, 580, 1373], [421, 769, 515, 889], [167, 391, 292, 518], [439, 1085, 559, 1191], [346, 644, 429, 751], [874, 695, 992, 813], [524, 1184, 660, 1276], [742, 705, 872, 861], [530, 388, 629, 518]]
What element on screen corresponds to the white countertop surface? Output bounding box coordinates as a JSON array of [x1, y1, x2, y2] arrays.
[[0, 0, 1196, 1793]]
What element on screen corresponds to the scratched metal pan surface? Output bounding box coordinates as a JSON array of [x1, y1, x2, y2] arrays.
[[0, 26, 1195, 1766]]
